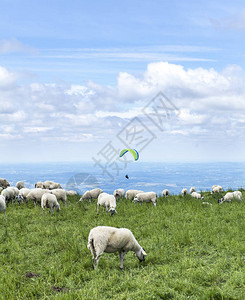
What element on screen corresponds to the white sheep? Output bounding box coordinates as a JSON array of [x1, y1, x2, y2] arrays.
[[41, 193, 60, 215], [19, 188, 31, 201], [79, 188, 103, 202], [27, 188, 51, 205], [97, 193, 117, 215], [16, 181, 25, 190], [182, 188, 188, 196], [50, 189, 67, 205], [43, 180, 62, 190], [126, 190, 144, 200], [113, 189, 125, 199], [66, 190, 77, 196], [0, 195, 6, 220], [189, 187, 196, 194], [133, 192, 157, 206], [219, 191, 242, 204], [1, 188, 15, 206], [162, 189, 169, 197], [87, 226, 147, 270], [211, 185, 223, 193], [0, 178, 10, 189], [35, 181, 45, 189], [191, 192, 204, 200]]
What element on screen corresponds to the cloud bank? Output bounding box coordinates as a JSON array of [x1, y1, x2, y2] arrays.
[[0, 61, 244, 162]]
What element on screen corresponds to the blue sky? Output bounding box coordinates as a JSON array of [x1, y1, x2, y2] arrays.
[[0, 0, 245, 163]]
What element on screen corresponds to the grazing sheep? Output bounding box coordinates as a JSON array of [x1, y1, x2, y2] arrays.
[[211, 185, 223, 193], [182, 188, 188, 196], [0, 178, 10, 189], [35, 182, 45, 189], [41, 193, 60, 215], [0, 195, 6, 220], [219, 191, 242, 204], [27, 188, 51, 205], [50, 189, 67, 205], [113, 189, 125, 199], [126, 190, 144, 201], [97, 193, 117, 215], [162, 189, 169, 197], [133, 192, 157, 206], [87, 226, 147, 270], [191, 192, 204, 200], [43, 180, 62, 190], [19, 188, 31, 201], [66, 190, 77, 196], [189, 187, 196, 194], [1, 188, 15, 206], [16, 181, 25, 190], [79, 188, 103, 202]]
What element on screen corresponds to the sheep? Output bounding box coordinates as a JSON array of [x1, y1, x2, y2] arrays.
[[79, 188, 103, 202], [97, 193, 117, 215], [35, 181, 62, 190], [162, 189, 169, 197], [189, 187, 196, 194], [113, 189, 125, 199], [0, 195, 6, 220], [191, 192, 204, 200], [1, 188, 15, 206], [133, 192, 157, 206], [19, 188, 31, 201], [35, 181, 45, 189], [87, 226, 147, 270], [16, 181, 25, 190], [43, 180, 62, 190], [182, 188, 188, 196], [50, 189, 67, 205], [218, 191, 242, 204], [41, 193, 60, 215], [66, 190, 77, 196], [126, 190, 144, 201], [27, 188, 51, 205], [211, 185, 223, 194], [0, 178, 10, 189]]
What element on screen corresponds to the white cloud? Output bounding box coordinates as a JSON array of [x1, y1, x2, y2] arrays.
[[0, 62, 244, 162], [0, 38, 38, 54]]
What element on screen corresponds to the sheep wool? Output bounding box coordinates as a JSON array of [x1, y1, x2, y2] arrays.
[[133, 192, 157, 206], [41, 193, 60, 214], [126, 190, 144, 200], [87, 226, 147, 269], [0, 195, 6, 220], [182, 188, 188, 196], [97, 193, 117, 215]]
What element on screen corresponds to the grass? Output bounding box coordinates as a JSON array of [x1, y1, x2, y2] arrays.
[[0, 191, 244, 299]]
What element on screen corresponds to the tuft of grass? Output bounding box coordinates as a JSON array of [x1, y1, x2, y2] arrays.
[[0, 192, 244, 299]]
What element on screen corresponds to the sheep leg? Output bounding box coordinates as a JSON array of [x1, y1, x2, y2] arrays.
[[97, 204, 100, 215], [93, 255, 101, 269], [49, 208, 51, 214], [3, 210, 5, 220], [119, 251, 126, 270], [53, 207, 54, 214], [43, 209, 45, 215]]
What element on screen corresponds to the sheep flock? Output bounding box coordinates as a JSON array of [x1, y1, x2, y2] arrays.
[[0, 176, 243, 270]]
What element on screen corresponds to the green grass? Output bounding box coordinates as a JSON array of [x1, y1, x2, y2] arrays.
[[0, 191, 244, 299]]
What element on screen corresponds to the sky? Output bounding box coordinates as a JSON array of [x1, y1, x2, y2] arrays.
[[0, 0, 245, 163]]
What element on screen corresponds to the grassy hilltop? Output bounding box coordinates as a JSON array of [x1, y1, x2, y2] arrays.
[[0, 191, 244, 299]]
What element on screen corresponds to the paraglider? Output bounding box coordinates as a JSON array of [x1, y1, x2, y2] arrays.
[[125, 175, 129, 179], [119, 149, 139, 161]]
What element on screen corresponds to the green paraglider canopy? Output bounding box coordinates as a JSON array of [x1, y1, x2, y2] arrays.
[[119, 149, 139, 161]]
